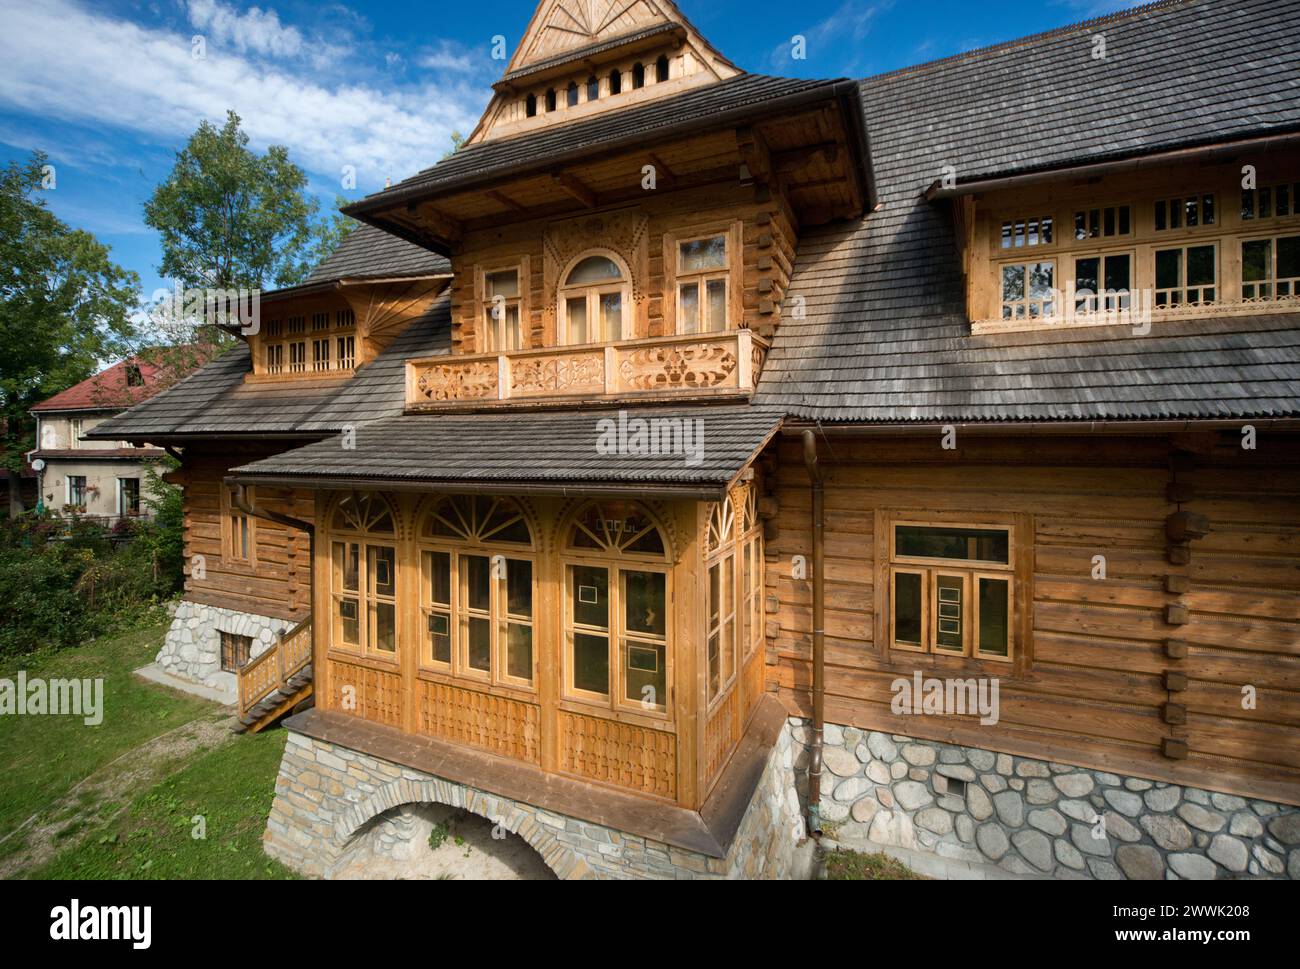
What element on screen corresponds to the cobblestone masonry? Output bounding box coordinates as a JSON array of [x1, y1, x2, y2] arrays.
[[804, 720, 1300, 880], [157, 600, 290, 698], [263, 720, 810, 880]]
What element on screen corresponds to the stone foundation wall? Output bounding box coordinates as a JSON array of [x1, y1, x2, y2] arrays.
[[263, 720, 809, 880], [805, 720, 1300, 880], [157, 599, 290, 697]]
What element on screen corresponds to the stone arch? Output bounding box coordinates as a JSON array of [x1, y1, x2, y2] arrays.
[[331, 775, 592, 880]]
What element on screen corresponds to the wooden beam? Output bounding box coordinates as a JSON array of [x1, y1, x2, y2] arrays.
[[735, 126, 772, 185], [487, 189, 530, 214], [551, 172, 597, 208], [413, 203, 463, 245], [646, 153, 676, 186], [772, 140, 841, 173]]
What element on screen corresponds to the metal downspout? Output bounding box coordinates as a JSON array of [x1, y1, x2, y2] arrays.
[[801, 430, 826, 837], [227, 480, 316, 565]]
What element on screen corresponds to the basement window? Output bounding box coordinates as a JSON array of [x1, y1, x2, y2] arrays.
[[221, 632, 253, 673], [889, 521, 1013, 662]]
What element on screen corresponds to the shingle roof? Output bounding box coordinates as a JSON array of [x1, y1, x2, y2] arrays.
[[87, 295, 451, 440], [305, 223, 450, 284], [755, 0, 1300, 423], [232, 405, 782, 490]]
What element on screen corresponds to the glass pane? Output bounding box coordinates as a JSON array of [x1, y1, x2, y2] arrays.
[[679, 235, 727, 272], [1075, 257, 1099, 297], [1029, 263, 1054, 298], [1242, 240, 1271, 282], [464, 555, 490, 612], [708, 562, 720, 625], [339, 598, 359, 646], [978, 577, 1010, 657], [507, 623, 532, 680], [1201, 195, 1214, 225], [507, 559, 532, 618], [1001, 265, 1024, 301], [1155, 249, 1181, 290], [566, 296, 588, 344], [468, 616, 491, 671], [571, 565, 608, 629], [430, 611, 451, 664], [1118, 206, 1130, 235], [624, 639, 665, 706], [566, 256, 623, 285], [678, 281, 699, 334], [1187, 246, 1216, 287], [426, 550, 450, 606], [368, 546, 395, 597], [1278, 236, 1300, 280], [1154, 200, 1166, 231], [893, 572, 923, 646], [935, 574, 965, 652], [573, 633, 609, 695], [896, 525, 1009, 563], [705, 278, 727, 331], [600, 292, 622, 340], [375, 602, 396, 653], [624, 570, 665, 637], [335, 542, 359, 592], [485, 269, 518, 299], [1104, 253, 1131, 293], [708, 630, 719, 696]]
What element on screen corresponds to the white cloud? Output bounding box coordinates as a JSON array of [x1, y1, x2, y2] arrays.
[[187, 0, 305, 59], [770, 0, 896, 75], [0, 0, 486, 190]]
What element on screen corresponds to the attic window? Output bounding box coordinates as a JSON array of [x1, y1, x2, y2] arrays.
[[1000, 216, 1053, 248], [566, 81, 579, 107], [632, 62, 645, 89], [545, 88, 557, 112], [586, 75, 599, 101], [1074, 205, 1131, 240], [609, 69, 622, 95], [655, 55, 669, 83], [125, 364, 144, 387], [1241, 183, 1297, 220], [1154, 195, 1213, 231], [525, 93, 537, 117]]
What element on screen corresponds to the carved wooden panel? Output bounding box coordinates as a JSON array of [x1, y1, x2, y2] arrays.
[[543, 211, 650, 308], [558, 710, 676, 799], [413, 359, 498, 402], [518, 0, 665, 63], [616, 339, 738, 392], [704, 688, 741, 787], [328, 659, 403, 728], [418, 681, 541, 764], [510, 350, 605, 397]]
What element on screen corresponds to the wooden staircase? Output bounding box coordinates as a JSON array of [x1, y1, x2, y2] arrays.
[[237, 618, 313, 733]]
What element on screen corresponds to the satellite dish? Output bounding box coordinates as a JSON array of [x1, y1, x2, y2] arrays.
[[31, 459, 45, 473]]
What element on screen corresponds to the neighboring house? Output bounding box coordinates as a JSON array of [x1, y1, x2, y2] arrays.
[[90, 0, 1300, 881], [28, 354, 203, 521]]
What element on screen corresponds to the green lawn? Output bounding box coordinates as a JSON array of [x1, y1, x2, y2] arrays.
[[823, 849, 927, 880], [0, 620, 298, 879]]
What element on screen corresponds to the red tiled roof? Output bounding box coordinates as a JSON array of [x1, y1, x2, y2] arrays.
[[31, 349, 215, 413]]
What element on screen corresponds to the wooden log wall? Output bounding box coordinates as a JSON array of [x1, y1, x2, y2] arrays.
[[764, 432, 1300, 806]]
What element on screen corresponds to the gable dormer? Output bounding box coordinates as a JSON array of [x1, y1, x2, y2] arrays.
[[467, 0, 741, 144]]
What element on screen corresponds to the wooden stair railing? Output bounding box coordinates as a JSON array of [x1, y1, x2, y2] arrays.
[[236, 618, 313, 732]]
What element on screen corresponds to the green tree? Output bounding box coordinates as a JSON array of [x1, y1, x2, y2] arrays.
[[282, 194, 356, 282], [0, 152, 139, 509], [144, 110, 321, 290]]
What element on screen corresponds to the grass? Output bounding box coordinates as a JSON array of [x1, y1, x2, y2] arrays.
[[25, 726, 298, 880], [823, 849, 928, 880], [0, 622, 211, 857]]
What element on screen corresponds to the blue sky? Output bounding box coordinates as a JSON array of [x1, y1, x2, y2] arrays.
[[0, 0, 1135, 303]]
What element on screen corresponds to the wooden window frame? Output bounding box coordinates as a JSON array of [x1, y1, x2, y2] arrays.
[[663, 222, 743, 336], [66, 474, 87, 509], [1153, 193, 1217, 233], [997, 258, 1057, 321], [326, 494, 399, 661], [1069, 246, 1137, 317], [220, 631, 253, 673], [479, 261, 528, 352], [558, 251, 631, 345], [999, 214, 1055, 250], [1073, 203, 1134, 242], [1154, 241, 1219, 307], [221, 484, 256, 566], [1241, 232, 1300, 301], [257, 306, 358, 377], [117, 476, 141, 517], [1241, 182, 1300, 223]]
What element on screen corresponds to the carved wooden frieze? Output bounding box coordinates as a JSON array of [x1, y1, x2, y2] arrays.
[[510, 351, 606, 397], [616, 340, 739, 392], [542, 209, 650, 310], [414, 359, 499, 401]]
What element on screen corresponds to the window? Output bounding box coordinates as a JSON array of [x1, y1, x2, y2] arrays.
[[632, 62, 645, 89], [564, 501, 669, 714], [1000, 261, 1055, 320], [117, 477, 140, 517], [655, 55, 669, 83], [329, 493, 397, 658], [1155, 244, 1217, 306], [1241, 183, 1298, 221], [125, 364, 144, 387], [706, 498, 737, 701], [483, 268, 523, 351], [586, 75, 599, 101], [1073, 252, 1131, 314], [1000, 216, 1053, 248], [266, 343, 284, 374], [566, 81, 579, 107], [740, 488, 764, 662], [69, 417, 82, 445], [608, 69, 622, 95], [1154, 194, 1214, 231], [313, 338, 331, 371], [525, 93, 537, 117], [545, 88, 557, 112], [289, 341, 307, 373], [676, 234, 729, 333], [1242, 235, 1300, 300], [224, 486, 253, 563], [337, 335, 356, 369], [889, 522, 1013, 662], [418, 495, 535, 686], [220, 632, 252, 673], [67, 475, 86, 508], [311, 312, 330, 332], [1074, 205, 1131, 240], [560, 254, 629, 344]]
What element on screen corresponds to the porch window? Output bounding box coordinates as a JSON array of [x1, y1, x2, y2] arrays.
[[1242, 235, 1300, 300], [1155, 244, 1217, 306], [564, 501, 669, 714], [418, 495, 535, 687], [483, 268, 523, 351], [706, 497, 737, 700], [560, 254, 629, 345], [330, 493, 398, 657], [741, 487, 763, 660], [888, 521, 1014, 662], [677, 235, 729, 334]]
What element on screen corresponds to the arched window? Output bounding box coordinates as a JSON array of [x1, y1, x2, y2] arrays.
[[564, 501, 669, 714], [608, 68, 622, 95], [525, 93, 537, 117], [559, 253, 629, 344], [418, 496, 536, 687], [586, 75, 599, 101], [631, 62, 645, 89], [655, 54, 670, 83], [566, 81, 579, 107], [705, 498, 736, 700], [545, 88, 557, 112], [329, 494, 397, 658]]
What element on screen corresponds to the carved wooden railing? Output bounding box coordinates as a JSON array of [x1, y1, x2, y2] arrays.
[[406, 329, 769, 409], [237, 618, 313, 718]]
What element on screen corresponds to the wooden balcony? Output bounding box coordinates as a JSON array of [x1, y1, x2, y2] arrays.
[[406, 329, 768, 411]]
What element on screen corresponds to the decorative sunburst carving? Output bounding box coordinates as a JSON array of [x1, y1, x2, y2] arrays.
[[535, 0, 659, 55]]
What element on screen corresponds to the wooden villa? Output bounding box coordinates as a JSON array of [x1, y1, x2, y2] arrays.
[[92, 0, 1300, 880]]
